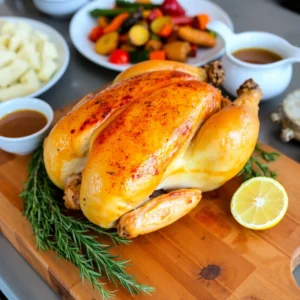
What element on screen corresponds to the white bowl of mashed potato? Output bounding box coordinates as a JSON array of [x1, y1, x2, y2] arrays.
[[0, 17, 70, 102]]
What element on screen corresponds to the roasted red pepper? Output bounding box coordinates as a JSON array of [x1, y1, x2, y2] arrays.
[[171, 16, 193, 25], [147, 8, 163, 22], [88, 26, 104, 42], [160, 0, 186, 17], [109, 49, 130, 64]]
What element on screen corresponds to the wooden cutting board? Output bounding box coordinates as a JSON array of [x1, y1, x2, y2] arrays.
[[0, 102, 300, 300]]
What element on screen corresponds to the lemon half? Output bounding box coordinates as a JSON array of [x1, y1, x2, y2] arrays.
[[231, 177, 288, 230]]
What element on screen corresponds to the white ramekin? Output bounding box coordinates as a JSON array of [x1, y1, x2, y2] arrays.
[[33, 0, 90, 18], [0, 98, 54, 155]]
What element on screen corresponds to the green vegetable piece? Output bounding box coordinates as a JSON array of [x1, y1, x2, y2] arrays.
[[129, 50, 150, 63], [90, 7, 136, 17], [238, 143, 280, 181], [116, 0, 159, 9], [207, 30, 217, 38], [150, 33, 161, 41]]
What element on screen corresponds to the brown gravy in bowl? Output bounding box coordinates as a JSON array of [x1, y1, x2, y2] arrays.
[[0, 109, 47, 138], [232, 48, 283, 64]]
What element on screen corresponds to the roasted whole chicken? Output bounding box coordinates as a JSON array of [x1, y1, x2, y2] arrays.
[[44, 60, 262, 238]]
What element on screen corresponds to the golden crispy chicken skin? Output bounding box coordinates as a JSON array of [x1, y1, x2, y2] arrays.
[[80, 79, 221, 228], [44, 62, 262, 238], [43, 70, 197, 189]]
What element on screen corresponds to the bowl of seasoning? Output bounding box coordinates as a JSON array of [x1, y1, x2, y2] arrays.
[[0, 97, 53, 155], [207, 21, 300, 100]]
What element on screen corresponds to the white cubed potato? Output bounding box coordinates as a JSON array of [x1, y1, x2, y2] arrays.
[[0, 49, 16, 68], [1, 22, 16, 36], [0, 81, 38, 101], [15, 22, 31, 40], [38, 58, 57, 82], [33, 30, 48, 42], [40, 41, 58, 60], [0, 69, 40, 101], [0, 59, 29, 88], [0, 19, 5, 28], [8, 35, 22, 52], [20, 69, 40, 87], [31, 30, 48, 51], [18, 42, 40, 70], [0, 84, 26, 101], [0, 34, 10, 48]]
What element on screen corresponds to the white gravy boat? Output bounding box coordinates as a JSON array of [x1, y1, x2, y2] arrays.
[[207, 20, 300, 101]]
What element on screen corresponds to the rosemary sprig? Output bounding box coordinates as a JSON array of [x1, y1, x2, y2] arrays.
[[238, 143, 280, 181], [20, 146, 154, 299]]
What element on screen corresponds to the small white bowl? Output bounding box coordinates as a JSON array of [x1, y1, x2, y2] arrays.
[[33, 0, 90, 18], [0, 98, 53, 155]]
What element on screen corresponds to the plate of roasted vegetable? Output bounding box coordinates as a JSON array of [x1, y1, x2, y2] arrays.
[[70, 0, 233, 71]]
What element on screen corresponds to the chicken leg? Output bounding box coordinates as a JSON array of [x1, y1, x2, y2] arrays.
[[118, 189, 201, 238], [159, 79, 262, 192]]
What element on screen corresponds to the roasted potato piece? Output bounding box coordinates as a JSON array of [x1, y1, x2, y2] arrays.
[[164, 41, 191, 62], [120, 43, 136, 52], [150, 16, 172, 35], [129, 24, 149, 46], [145, 39, 163, 51], [178, 26, 216, 48], [95, 32, 119, 55]]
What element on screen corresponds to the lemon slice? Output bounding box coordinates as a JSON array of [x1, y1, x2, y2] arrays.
[[231, 177, 288, 230]]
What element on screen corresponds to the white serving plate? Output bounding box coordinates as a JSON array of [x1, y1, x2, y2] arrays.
[[69, 0, 233, 72], [0, 17, 70, 100]]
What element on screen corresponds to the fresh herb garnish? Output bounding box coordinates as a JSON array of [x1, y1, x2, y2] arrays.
[[238, 144, 280, 181], [20, 146, 154, 299]]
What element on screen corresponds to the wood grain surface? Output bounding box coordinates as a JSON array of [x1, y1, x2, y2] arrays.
[[0, 101, 300, 300]]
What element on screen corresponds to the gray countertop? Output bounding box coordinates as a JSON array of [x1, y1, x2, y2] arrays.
[[0, 0, 300, 299]]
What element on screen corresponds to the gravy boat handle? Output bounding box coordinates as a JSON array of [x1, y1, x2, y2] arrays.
[[207, 20, 235, 44]]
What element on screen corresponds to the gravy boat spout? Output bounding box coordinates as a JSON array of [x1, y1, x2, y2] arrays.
[[207, 20, 300, 100]]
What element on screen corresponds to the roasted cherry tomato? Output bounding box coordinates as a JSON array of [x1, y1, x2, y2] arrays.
[[160, 0, 186, 17], [88, 26, 104, 42], [109, 49, 130, 64]]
